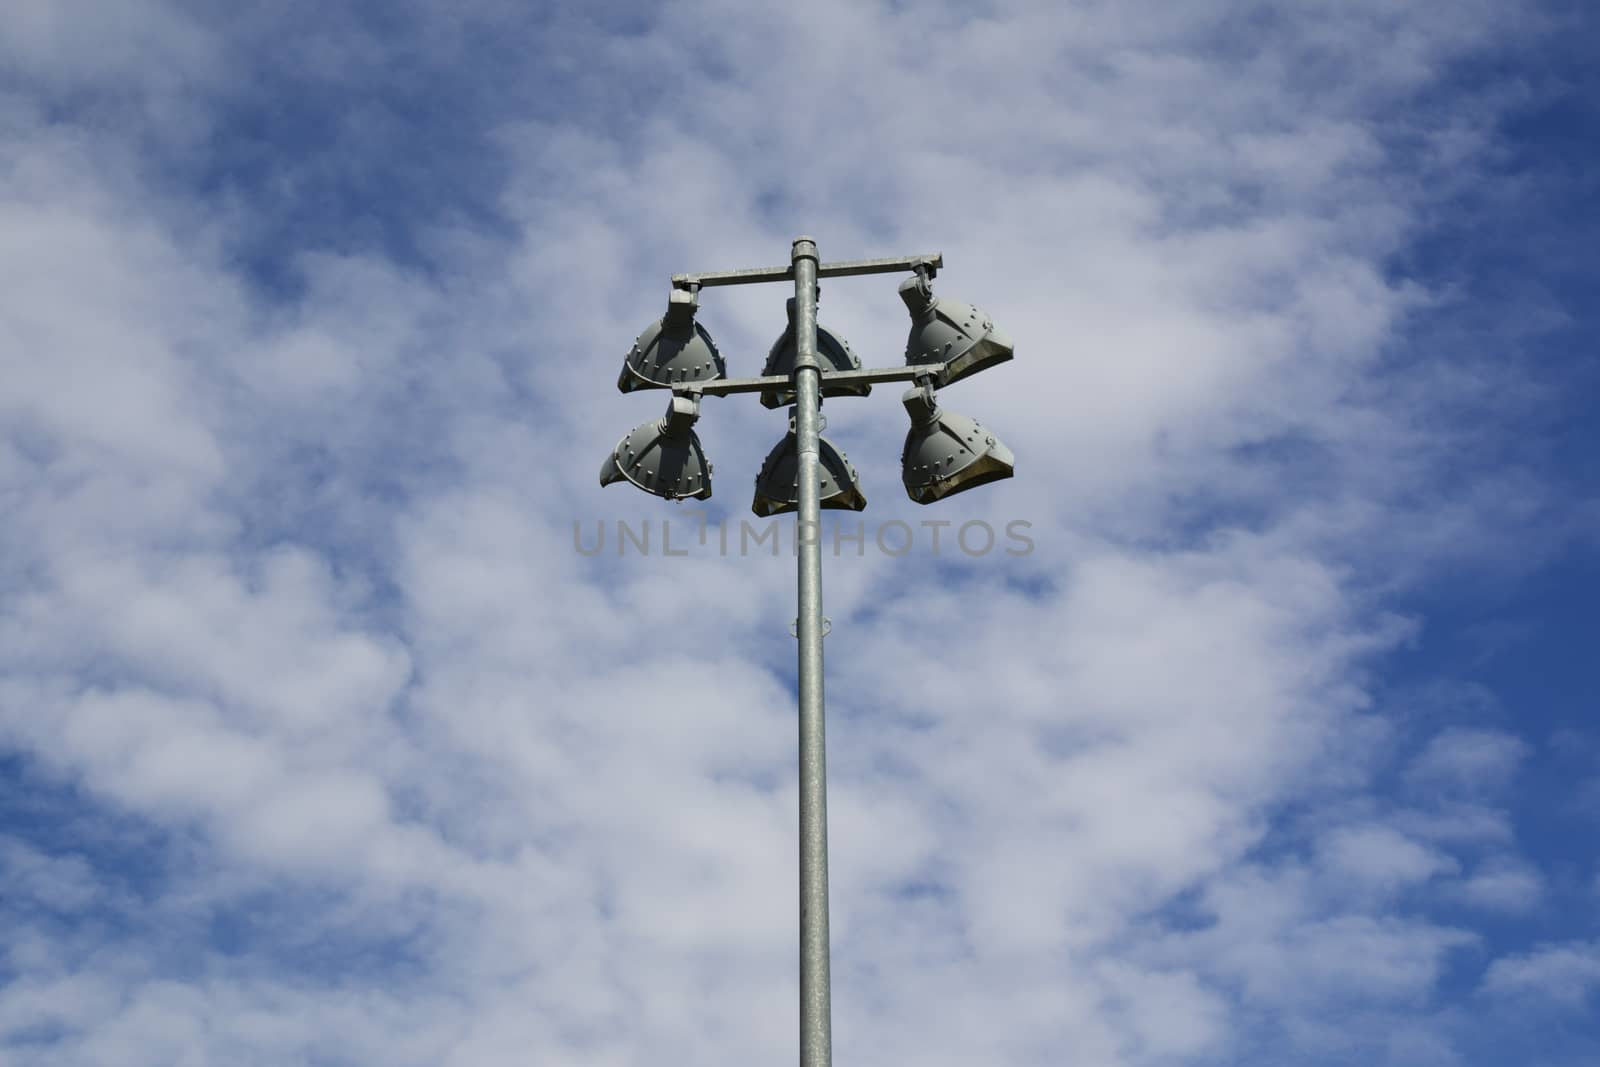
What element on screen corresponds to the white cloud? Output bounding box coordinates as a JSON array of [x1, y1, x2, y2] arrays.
[[0, 0, 217, 98], [0, 0, 1573, 1064], [1406, 728, 1529, 796], [1482, 941, 1600, 1008], [1456, 857, 1544, 913], [0, 838, 101, 913], [1316, 824, 1456, 896]]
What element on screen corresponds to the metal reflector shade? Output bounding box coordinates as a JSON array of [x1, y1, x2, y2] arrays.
[[760, 298, 872, 409], [600, 395, 714, 500], [899, 275, 1014, 386], [900, 386, 1014, 504], [751, 430, 868, 517], [617, 288, 728, 393]]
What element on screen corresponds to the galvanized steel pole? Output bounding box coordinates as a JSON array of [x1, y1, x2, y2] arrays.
[[791, 236, 833, 1067], [607, 239, 1011, 1066]]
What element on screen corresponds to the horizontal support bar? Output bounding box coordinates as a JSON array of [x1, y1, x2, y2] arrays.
[[690, 374, 786, 396], [816, 253, 942, 281], [800, 365, 939, 388], [672, 264, 792, 288], [676, 363, 946, 398], [672, 253, 942, 289]]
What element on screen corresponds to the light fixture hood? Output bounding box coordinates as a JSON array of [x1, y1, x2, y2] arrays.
[[617, 288, 727, 393], [600, 393, 714, 500], [751, 429, 868, 517], [899, 274, 1013, 386], [759, 297, 872, 409], [899, 384, 1014, 504]]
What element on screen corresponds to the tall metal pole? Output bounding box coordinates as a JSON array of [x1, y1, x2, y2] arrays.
[[791, 236, 832, 1067]]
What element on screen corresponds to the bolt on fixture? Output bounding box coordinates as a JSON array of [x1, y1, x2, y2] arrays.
[[599, 239, 1016, 1067]]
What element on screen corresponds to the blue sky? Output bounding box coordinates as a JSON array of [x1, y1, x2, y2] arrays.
[[2, 1, 1598, 1064]]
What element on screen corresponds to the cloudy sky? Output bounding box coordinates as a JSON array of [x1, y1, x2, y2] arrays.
[[2, 1, 1598, 1064]]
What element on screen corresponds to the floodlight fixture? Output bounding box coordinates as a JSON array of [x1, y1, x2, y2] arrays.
[[599, 392, 713, 500], [759, 297, 872, 409], [751, 428, 868, 517], [617, 287, 727, 393], [899, 272, 1013, 386], [900, 380, 1014, 504]]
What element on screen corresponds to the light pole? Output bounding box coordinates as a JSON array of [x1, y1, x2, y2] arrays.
[[602, 237, 1015, 1067]]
